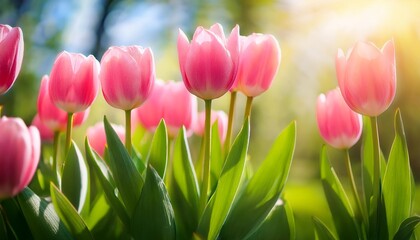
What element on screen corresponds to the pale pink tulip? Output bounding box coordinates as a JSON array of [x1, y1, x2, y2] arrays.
[[0, 24, 24, 95], [195, 110, 228, 143], [232, 33, 281, 97], [0, 117, 40, 199], [31, 114, 54, 142], [49, 51, 100, 113], [317, 88, 363, 149], [133, 80, 197, 137], [87, 122, 125, 157], [336, 40, 396, 116], [100, 46, 155, 110], [37, 75, 89, 132], [177, 23, 239, 100]]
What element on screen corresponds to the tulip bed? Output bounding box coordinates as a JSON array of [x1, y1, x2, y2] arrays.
[[0, 22, 419, 240]]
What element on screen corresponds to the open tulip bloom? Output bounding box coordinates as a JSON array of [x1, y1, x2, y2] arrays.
[[1, 22, 420, 240]]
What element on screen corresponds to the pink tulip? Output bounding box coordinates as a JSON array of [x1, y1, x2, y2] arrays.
[[0, 117, 40, 199], [37, 75, 89, 132], [195, 110, 228, 143], [49, 51, 100, 113], [100, 46, 155, 110], [336, 40, 396, 116], [87, 122, 125, 157], [232, 33, 281, 97], [133, 80, 197, 137], [0, 24, 24, 95], [317, 88, 363, 149], [31, 114, 54, 142], [177, 23, 239, 100]]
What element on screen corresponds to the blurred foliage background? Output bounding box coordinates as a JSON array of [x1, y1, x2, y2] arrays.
[[1, 0, 420, 238]]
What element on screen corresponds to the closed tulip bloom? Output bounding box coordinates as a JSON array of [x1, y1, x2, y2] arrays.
[[0, 24, 24, 95], [37, 75, 89, 132], [100, 46, 155, 110], [0, 117, 40, 199], [87, 122, 125, 157], [162, 81, 197, 137], [31, 114, 54, 142], [133, 79, 166, 132], [336, 40, 396, 116], [317, 88, 363, 149], [233, 33, 281, 97], [195, 110, 228, 143], [133, 80, 197, 137], [178, 23, 239, 100], [49, 51, 100, 113]]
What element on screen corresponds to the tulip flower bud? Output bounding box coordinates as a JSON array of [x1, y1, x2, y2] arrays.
[[31, 114, 54, 142], [49, 51, 100, 113], [37, 75, 89, 132], [232, 33, 281, 97], [0, 117, 40, 199], [177, 23, 239, 100], [317, 88, 363, 149], [100, 46, 155, 110], [0, 24, 24, 95], [87, 122, 125, 157], [336, 40, 396, 116]]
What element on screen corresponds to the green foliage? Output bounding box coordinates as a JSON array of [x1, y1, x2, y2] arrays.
[[50, 183, 93, 240], [103, 116, 143, 215], [170, 127, 200, 239], [197, 118, 250, 239], [146, 120, 168, 179], [220, 121, 296, 239], [17, 188, 73, 240], [61, 141, 89, 213], [312, 217, 336, 240]]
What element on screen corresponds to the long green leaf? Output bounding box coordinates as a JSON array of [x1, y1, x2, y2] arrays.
[[313, 217, 336, 240], [210, 120, 223, 193], [393, 216, 420, 240], [247, 199, 295, 240], [17, 187, 73, 240], [220, 121, 296, 239], [383, 109, 412, 237], [170, 127, 200, 239], [131, 166, 175, 239], [0, 198, 32, 239], [320, 146, 360, 240], [146, 120, 168, 179], [85, 139, 130, 227], [197, 118, 250, 240], [0, 211, 6, 239], [104, 116, 143, 214], [50, 183, 93, 240], [61, 141, 89, 213]]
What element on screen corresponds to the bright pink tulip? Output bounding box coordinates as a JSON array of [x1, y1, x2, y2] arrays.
[[87, 122, 125, 157], [317, 88, 363, 149], [0, 24, 24, 95], [100, 46, 155, 110], [0, 117, 40, 199], [31, 114, 54, 142], [37, 75, 89, 132], [177, 23, 239, 100], [49, 51, 100, 113], [231, 33, 281, 97], [195, 110, 228, 143], [133, 80, 197, 137], [336, 40, 396, 116]]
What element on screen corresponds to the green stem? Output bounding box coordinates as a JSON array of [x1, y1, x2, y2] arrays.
[[345, 149, 368, 227], [244, 96, 254, 119], [199, 99, 212, 215], [224, 91, 237, 155], [370, 116, 381, 238], [125, 110, 132, 155], [52, 131, 60, 183], [0, 105, 2, 116], [65, 112, 74, 157]]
